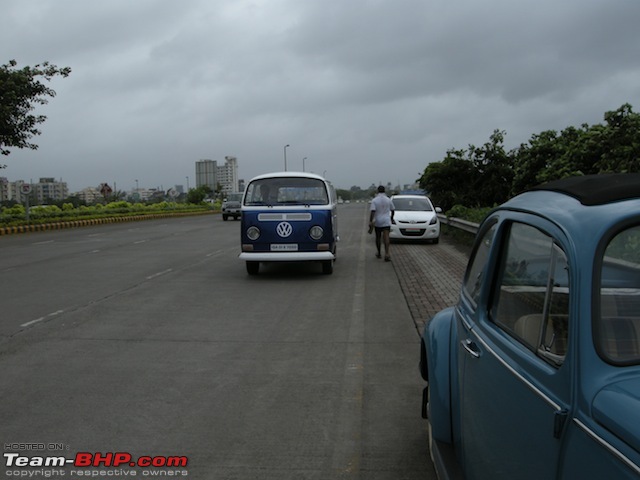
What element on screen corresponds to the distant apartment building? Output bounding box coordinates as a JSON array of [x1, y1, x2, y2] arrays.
[[76, 187, 101, 204], [0, 177, 68, 204], [195, 156, 239, 195], [34, 178, 69, 203], [0, 177, 8, 202]]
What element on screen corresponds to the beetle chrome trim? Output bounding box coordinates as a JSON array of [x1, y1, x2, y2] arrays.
[[574, 418, 640, 475]]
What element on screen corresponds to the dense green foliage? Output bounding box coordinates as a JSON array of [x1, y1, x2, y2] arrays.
[[419, 104, 640, 211], [446, 205, 494, 224], [0, 60, 71, 157], [187, 185, 213, 204], [0, 201, 215, 227]]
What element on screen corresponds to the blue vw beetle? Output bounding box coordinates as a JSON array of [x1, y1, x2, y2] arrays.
[[420, 173, 640, 479], [239, 172, 338, 275]]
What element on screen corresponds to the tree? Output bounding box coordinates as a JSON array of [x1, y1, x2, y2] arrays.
[[418, 149, 476, 211], [511, 130, 560, 194], [187, 185, 213, 204], [423, 103, 640, 210], [336, 189, 352, 201], [418, 131, 513, 211], [468, 130, 514, 206], [512, 104, 640, 193], [0, 60, 71, 158], [597, 103, 640, 173]]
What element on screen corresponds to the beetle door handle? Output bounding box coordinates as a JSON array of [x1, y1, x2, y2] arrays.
[[461, 339, 481, 358]]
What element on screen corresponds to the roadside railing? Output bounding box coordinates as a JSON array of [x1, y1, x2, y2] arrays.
[[437, 214, 480, 235]]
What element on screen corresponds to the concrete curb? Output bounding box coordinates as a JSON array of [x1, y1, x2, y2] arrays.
[[0, 211, 215, 236]]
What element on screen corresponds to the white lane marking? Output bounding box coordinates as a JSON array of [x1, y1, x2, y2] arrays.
[[134, 240, 147, 244], [32, 240, 54, 245], [330, 216, 367, 474], [21, 310, 64, 328], [146, 268, 173, 280]]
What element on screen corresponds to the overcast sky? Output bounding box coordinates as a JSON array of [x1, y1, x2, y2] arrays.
[[2, 0, 639, 193]]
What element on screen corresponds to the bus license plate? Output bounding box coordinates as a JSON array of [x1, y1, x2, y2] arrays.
[[271, 244, 298, 251]]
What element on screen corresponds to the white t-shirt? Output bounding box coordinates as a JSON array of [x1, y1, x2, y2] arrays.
[[370, 193, 395, 227]]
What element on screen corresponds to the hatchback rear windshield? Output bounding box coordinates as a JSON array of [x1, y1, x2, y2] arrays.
[[393, 197, 433, 211], [597, 224, 640, 365], [244, 177, 329, 206]]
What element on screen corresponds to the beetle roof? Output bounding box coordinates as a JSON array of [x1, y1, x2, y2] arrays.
[[530, 173, 640, 206]]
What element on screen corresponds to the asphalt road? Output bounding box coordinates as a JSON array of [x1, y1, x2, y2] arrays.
[[0, 204, 436, 479]]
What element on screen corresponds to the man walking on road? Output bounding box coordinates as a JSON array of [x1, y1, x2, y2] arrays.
[[369, 185, 395, 261]]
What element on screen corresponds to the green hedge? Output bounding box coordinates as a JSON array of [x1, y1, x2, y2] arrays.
[[445, 205, 493, 224], [0, 201, 216, 227]]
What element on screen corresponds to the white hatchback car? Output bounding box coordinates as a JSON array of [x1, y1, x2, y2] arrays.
[[390, 195, 441, 243]]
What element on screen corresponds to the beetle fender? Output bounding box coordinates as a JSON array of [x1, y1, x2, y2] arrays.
[[424, 306, 455, 444]]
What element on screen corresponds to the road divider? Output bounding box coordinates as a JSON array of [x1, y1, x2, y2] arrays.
[[0, 211, 216, 236]]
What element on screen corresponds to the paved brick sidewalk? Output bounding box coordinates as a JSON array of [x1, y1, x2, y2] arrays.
[[391, 239, 470, 335]]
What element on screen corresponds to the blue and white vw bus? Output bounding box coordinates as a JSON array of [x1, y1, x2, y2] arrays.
[[239, 172, 338, 275]]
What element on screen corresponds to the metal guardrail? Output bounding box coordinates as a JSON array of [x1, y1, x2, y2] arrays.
[[437, 214, 480, 235]]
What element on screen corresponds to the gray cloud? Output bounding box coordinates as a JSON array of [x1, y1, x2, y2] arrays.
[[2, 0, 639, 192]]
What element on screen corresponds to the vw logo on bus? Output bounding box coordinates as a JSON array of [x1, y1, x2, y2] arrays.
[[276, 222, 293, 238]]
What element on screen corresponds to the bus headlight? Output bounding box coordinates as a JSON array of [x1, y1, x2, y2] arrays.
[[247, 226, 260, 240], [309, 226, 324, 240]]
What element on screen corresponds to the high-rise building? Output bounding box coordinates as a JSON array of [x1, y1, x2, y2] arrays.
[[195, 159, 217, 191], [218, 156, 239, 194], [195, 156, 239, 195]]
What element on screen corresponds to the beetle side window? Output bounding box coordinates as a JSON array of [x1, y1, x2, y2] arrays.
[[598, 225, 640, 365], [491, 223, 569, 367], [463, 222, 497, 306]]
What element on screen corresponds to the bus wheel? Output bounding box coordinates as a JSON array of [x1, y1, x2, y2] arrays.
[[246, 261, 259, 275], [322, 260, 333, 275]]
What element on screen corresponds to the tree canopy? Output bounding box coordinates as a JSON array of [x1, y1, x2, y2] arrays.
[[0, 60, 71, 159], [187, 185, 213, 204], [418, 104, 640, 211]]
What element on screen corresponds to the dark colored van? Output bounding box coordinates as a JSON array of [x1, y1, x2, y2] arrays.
[[239, 172, 338, 275]]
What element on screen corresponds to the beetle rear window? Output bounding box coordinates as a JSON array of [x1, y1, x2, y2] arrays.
[[598, 225, 640, 365]]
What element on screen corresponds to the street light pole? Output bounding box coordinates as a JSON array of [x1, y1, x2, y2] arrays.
[[302, 157, 307, 172], [284, 144, 290, 171]]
